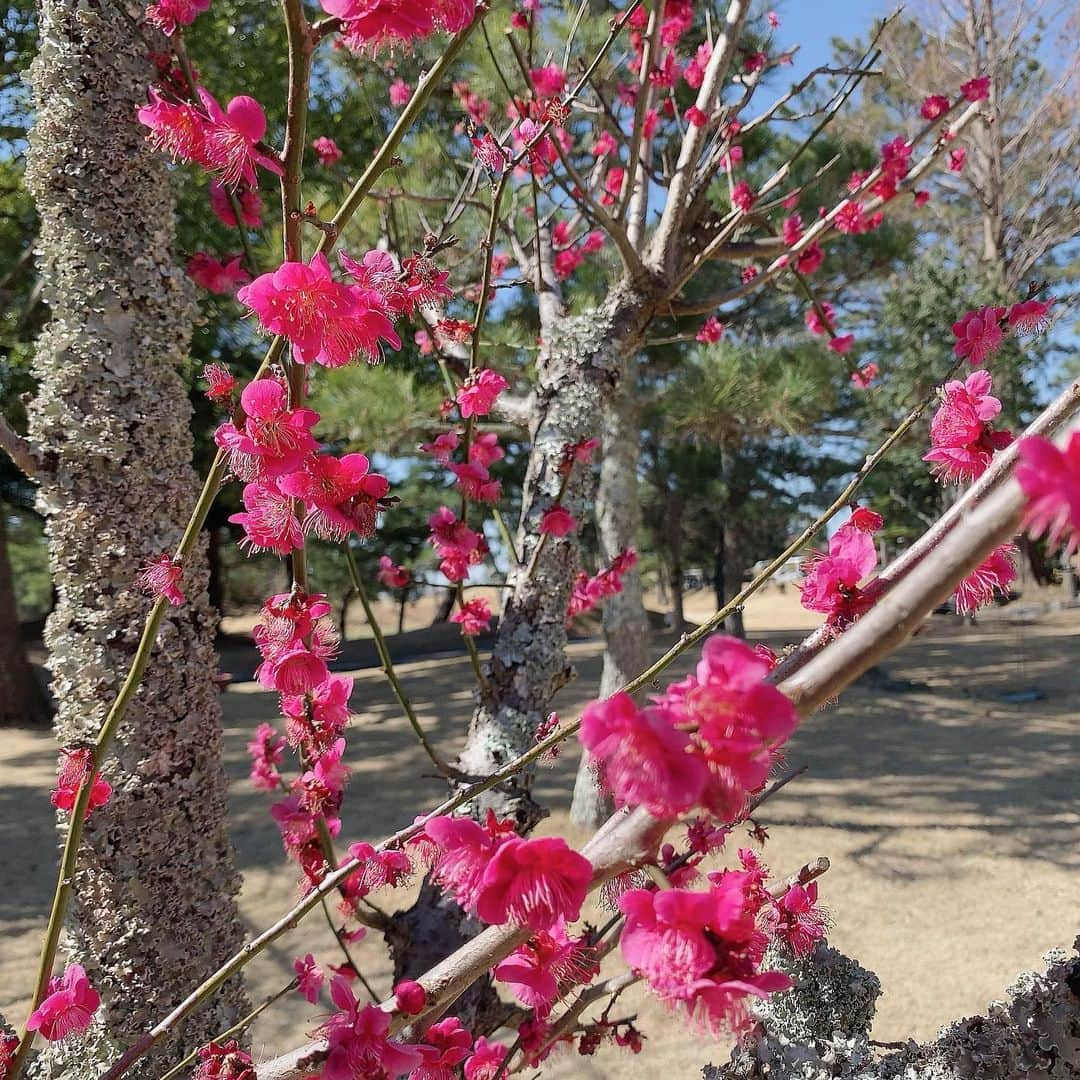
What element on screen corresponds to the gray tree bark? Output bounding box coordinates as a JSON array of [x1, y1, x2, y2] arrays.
[[24, 0, 248, 1072], [569, 357, 650, 830], [390, 277, 659, 1024], [456, 278, 656, 826], [705, 937, 1080, 1079]]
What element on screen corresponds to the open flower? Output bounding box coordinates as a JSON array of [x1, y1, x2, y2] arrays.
[[799, 521, 879, 632], [952, 306, 1005, 366], [146, 0, 211, 35], [1015, 433, 1080, 556], [580, 692, 707, 819], [27, 965, 101, 1041], [238, 254, 400, 368], [279, 453, 390, 541], [475, 836, 592, 931], [450, 597, 492, 636], [923, 370, 1012, 484], [197, 90, 284, 190], [953, 544, 1017, 615], [539, 505, 576, 538]]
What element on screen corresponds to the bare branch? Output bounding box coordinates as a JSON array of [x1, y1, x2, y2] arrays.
[[650, 0, 751, 268], [0, 416, 47, 479]]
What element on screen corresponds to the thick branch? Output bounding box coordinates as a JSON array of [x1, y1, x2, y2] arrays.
[[650, 0, 751, 269]]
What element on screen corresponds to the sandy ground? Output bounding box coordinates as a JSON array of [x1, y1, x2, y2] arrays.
[[2, 585, 1078, 1077]]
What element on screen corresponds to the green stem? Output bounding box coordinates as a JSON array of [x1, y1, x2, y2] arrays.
[[316, 13, 487, 258], [456, 582, 489, 693], [343, 546, 455, 778], [9, 449, 231, 1078], [158, 980, 298, 1080], [492, 507, 521, 568]]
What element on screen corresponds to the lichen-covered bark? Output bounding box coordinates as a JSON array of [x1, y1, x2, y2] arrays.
[[389, 280, 659, 1020], [570, 359, 649, 829], [24, 0, 248, 1072], [705, 938, 1080, 1079], [456, 280, 657, 827]]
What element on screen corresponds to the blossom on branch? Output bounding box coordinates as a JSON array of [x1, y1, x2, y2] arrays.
[[146, 0, 210, 36], [187, 252, 249, 294], [450, 597, 492, 636], [952, 543, 1017, 615], [137, 554, 186, 606], [799, 519, 880, 632], [194, 1040, 257, 1079], [51, 748, 112, 817], [1016, 433, 1080, 556], [619, 872, 791, 1033], [26, 965, 101, 1042], [923, 370, 1012, 484], [237, 254, 400, 368]]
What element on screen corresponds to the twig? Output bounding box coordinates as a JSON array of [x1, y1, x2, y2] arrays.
[[344, 546, 457, 780], [158, 980, 299, 1080]]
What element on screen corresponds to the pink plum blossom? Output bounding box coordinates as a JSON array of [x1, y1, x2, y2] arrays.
[[580, 692, 707, 818], [799, 521, 879, 632], [1016, 433, 1080, 556], [237, 253, 400, 368], [51, 747, 112, 817], [312, 136, 342, 165], [294, 953, 325, 1004], [539, 505, 576, 538], [923, 370, 1012, 483], [27, 965, 101, 1041], [450, 598, 492, 636], [146, 0, 210, 36], [456, 370, 509, 418], [953, 544, 1017, 615], [475, 836, 592, 931], [138, 554, 185, 606], [187, 252, 250, 294]]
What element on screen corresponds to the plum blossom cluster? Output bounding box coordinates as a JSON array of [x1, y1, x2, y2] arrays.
[[799, 507, 882, 635], [923, 370, 1013, 484], [581, 635, 798, 822], [318, 0, 476, 54], [422, 812, 592, 931], [952, 298, 1054, 367], [567, 548, 638, 623], [139, 88, 282, 190], [243, 589, 362, 889], [620, 859, 792, 1033]]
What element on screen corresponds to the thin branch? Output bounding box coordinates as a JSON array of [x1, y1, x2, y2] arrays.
[[0, 417, 47, 479], [344, 546, 458, 780]]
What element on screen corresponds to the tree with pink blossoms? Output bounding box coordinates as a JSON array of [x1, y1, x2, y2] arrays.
[[1, 2, 1079, 1080]]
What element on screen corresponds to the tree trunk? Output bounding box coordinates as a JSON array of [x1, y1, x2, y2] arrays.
[[721, 519, 746, 638], [432, 587, 456, 624], [24, 1, 248, 1072], [397, 590, 407, 635], [389, 278, 658, 1023], [666, 490, 686, 629], [0, 507, 52, 727], [570, 358, 649, 829]]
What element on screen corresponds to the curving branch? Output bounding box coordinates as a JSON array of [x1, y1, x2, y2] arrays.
[[251, 395, 1072, 1077], [0, 416, 48, 479]]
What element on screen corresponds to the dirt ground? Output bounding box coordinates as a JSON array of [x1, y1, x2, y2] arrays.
[[2, 584, 1077, 1077]]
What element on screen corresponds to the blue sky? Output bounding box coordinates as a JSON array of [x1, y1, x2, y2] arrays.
[[773, 1, 893, 80]]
